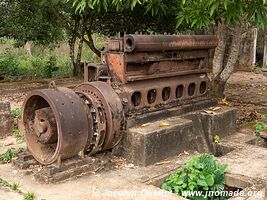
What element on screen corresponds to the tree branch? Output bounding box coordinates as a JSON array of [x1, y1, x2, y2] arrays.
[[83, 13, 101, 57]]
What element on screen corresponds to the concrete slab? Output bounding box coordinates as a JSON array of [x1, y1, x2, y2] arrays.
[[0, 102, 13, 139], [121, 107, 237, 166], [122, 117, 193, 166]]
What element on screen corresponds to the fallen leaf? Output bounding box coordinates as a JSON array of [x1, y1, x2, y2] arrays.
[[220, 97, 230, 106], [211, 107, 221, 111], [204, 110, 216, 115], [184, 151, 189, 155], [141, 123, 150, 127], [155, 160, 171, 165], [144, 178, 152, 184], [124, 164, 135, 168], [159, 123, 170, 127]]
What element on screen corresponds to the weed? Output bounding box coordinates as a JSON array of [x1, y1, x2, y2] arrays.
[[162, 154, 228, 200], [256, 136, 263, 142], [13, 128, 24, 143], [213, 135, 220, 144], [261, 114, 267, 119], [253, 122, 267, 133], [0, 148, 25, 164], [0, 179, 21, 192], [11, 182, 19, 191], [11, 108, 22, 119], [0, 178, 11, 187], [24, 192, 35, 200], [0, 178, 37, 199], [241, 120, 248, 126]]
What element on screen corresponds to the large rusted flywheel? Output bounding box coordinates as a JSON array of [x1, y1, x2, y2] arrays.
[[22, 82, 123, 165], [22, 87, 90, 165]]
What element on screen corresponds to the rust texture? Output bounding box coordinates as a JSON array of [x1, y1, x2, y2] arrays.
[[22, 34, 218, 165]]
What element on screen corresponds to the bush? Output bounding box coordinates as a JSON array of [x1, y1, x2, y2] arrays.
[[0, 42, 70, 79], [162, 153, 228, 200]]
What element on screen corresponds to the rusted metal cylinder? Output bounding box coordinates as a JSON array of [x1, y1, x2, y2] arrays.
[[74, 81, 124, 153], [22, 88, 90, 165], [124, 34, 218, 52]]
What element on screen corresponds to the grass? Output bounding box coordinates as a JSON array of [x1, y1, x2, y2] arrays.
[[0, 148, 25, 164], [0, 178, 22, 193], [254, 122, 267, 133], [10, 107, 24, 143], [11, 108, 22, 119], [24, 192, 36, 200], [0, 178, 36, 200], [13, 128, 24, 143]]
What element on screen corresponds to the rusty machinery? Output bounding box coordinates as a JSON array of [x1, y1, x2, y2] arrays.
[[22, 34, 218, 165]]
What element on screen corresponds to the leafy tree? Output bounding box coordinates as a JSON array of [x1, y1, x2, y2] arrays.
[[0, 0, 64, 45], [175, 0, 267, 97], [49, 0, 177, 76]]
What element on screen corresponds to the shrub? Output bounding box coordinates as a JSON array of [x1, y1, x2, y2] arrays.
[[162, 153, 228, 200], [253, 122, 266, 133]]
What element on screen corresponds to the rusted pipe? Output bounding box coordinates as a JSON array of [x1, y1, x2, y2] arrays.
[[124, 34, 218, 52]]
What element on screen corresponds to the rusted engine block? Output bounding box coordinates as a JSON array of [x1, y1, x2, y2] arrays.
[[22, 34, 218, 165]]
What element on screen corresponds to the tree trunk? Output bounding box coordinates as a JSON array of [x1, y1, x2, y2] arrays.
[[211, 22, 243, 98], [212, 21, 227, 78], [83, 13, 101, 57], [220, 23, 243, 82], [69, 15, 80, 76], [74, 27, 85, 77], [69, 34, 76, 75], [263, 27, 267, 67], [211, 77, 226, 98]]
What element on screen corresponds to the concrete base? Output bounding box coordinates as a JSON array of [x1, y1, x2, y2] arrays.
[[120, 107, 237, 166], [0, 102, 13, 138]]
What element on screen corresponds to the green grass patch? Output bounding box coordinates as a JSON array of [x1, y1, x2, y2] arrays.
[[253, 122, 267, 133], [13, 128, 24, 144], [0, 177, 37, 199], [11, 108, 22, 119], [0, 148, 25, 164], [24, 192, 36, 200]]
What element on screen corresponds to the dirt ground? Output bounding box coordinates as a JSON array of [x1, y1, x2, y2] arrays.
[[0, 77, 83, 108], [226, 72, 267, 106], [0, 71, 266, 200]]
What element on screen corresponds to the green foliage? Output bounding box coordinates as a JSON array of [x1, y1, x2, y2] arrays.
[[241, 120, 249, 127], [13, 128, 24, 144], [213, 135, 220, 144], [0, 148, 25, 164], [0, 178, 37, 199], [0, 178, 22, 193], [0, 178, 12, 187], [0, 42, 71, 79], [24, 192, 35, 200], [11, 108, 22, 119], [0, 0, 65, 45], [253, 122, 267, 133], [162, 154, 228, 200], [175, 0, 267, 29], [11, 182, 20, 191]]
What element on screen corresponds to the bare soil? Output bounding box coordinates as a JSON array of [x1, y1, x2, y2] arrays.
[[0, 77, 83, 108]]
